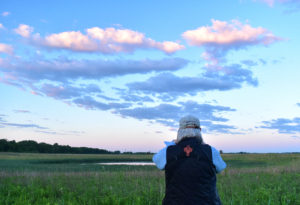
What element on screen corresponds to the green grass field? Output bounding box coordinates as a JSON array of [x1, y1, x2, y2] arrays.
[[0, 152, 299, 205]]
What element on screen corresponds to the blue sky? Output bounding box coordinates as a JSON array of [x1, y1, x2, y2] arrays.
[[0, 0, 300, 152]]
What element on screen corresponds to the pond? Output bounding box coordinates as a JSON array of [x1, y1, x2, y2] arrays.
[[96, 162, 155, 166]]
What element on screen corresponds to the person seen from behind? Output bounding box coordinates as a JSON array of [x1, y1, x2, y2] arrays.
[[153, 115, 226, 205]]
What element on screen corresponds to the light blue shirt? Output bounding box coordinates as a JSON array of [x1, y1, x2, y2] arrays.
[[152, 141, 226, 173]]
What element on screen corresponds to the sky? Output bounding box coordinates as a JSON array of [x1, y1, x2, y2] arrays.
[[0, 0, 300, 153]]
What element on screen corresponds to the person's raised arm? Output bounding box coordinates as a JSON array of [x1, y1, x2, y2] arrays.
[[152, 141, 175, 170], [211, 146, 226, 173]]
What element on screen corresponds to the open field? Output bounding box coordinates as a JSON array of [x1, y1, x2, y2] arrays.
[[0, 153, 299, 205]]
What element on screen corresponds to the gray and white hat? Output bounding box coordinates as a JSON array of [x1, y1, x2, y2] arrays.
[[177, 115, 202, 143]]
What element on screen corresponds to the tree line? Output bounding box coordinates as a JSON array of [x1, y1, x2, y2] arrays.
[[0, 139, 121, 154]]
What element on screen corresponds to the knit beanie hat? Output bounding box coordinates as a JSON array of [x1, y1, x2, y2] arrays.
[[177, 115, 202, 143]]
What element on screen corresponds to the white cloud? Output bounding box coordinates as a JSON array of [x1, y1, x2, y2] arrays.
[[14, 24, 34, 38], [43, 31, 97, 52], [86, 27, 145, 44], [182, 19, 281, 68], [156, 41, 185, 54], [182, 19, 280, 47], [1, 11, 10, 17], [0, 23, 4, 29], [17, 25, 184, 54], [0, 43, 13, 54]]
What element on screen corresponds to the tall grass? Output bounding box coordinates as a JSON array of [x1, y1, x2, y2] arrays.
[[0, 153, 299, 205]]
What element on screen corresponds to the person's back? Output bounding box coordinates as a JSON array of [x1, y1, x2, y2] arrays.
[[164, 137, 221, 205], [153, 115, 226, 205]]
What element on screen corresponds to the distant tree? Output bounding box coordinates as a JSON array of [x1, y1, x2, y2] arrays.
[[0, 139, 150, 154], [0, 138, 117, 154], [38, 142, 53, 153], [9, 140, 18, 152], [239, 151, 247, 154], [0, 139, 9, 151], [18, 140, 39, 152], [220, 150, 223, 154], [123, 151, 133, 154]]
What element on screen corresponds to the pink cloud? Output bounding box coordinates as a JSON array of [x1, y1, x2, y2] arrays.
[[86, 27, 145, 44], [182, 19, 280, 47], [18, 25, 184, 54], [256, 0, 300, 7], [156, 41, 185, 54], [1, 11, 10, 17], [258, 0, 275, 6], [43, 31, 97, 52], [182, 19, 282, 69], [0, 43, 13, 55], [14, 24, 34, 38]]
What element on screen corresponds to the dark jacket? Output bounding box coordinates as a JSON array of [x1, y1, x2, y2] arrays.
[[163, 137, 222, 205]]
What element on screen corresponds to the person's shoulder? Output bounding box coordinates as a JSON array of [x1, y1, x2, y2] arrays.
[[164, 141, 176, 147], [209, 145, 218, 151], [164, 141, 176, 146], [200, 144, 220, 155], [209, 146, 221, 154], [166, 143, 179, 153], [199, 143, 213, 149]]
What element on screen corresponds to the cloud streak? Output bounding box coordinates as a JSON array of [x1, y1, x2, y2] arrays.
[[15, 25, 184, 54], [0, 114, 47, 129], [0, 122, 48, 129], [73, 96, 131, 110], [0, 57, 188, 83], [260, 117, 300, 134], [0, 115, 85, 135], [116, 101, 237, 133], [127, 63, 257, 97], [38, 83, 101, 100], [14, 110, 31, 113]]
